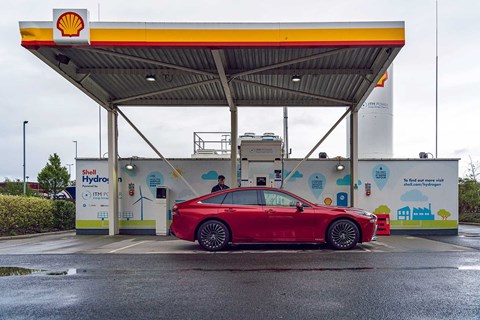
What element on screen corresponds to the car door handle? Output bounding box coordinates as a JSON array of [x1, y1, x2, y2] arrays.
[[224, 208, 236, 213], [265, 209, 276, 214]]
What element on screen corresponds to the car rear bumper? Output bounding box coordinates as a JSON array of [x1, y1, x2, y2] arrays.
[[171, 215, 196, 242]]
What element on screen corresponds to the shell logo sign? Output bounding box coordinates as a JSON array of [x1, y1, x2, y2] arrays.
[[53, 9, 90, 45], [56, 12, 84, 37], [375, 71, 388, 87]]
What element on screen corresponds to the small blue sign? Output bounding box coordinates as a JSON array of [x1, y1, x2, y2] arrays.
[[308, 173, 326, 199], [372, 164, 390, 190], [337, 192, 348, 206]]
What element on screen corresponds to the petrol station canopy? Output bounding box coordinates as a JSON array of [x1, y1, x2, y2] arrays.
[[19, 10, 405, 234], [20, 15, 404, 110]]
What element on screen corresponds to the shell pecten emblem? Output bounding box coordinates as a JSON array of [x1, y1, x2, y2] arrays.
[[375, 71, 388, 87], [56, 12, 85, 37]]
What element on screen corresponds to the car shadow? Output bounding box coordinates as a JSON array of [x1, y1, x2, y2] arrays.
[[170, 239, 368, 252], [227, 243, 329, 251]]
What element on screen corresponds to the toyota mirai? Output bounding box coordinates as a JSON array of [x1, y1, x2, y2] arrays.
[[171, 187, 377, 251]]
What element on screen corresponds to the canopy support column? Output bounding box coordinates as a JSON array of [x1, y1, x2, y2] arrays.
[[349, 108, 359, 207], [230, 106, 238, 187], [212, 49, 238, 187], [107, 105, 119, 235]]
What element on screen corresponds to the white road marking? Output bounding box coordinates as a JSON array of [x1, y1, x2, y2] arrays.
[[109, 240, 151, 253], [371, 241, 395, 249]]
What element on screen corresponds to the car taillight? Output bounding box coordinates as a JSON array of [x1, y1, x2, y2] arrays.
[[172, 205, 179, 215]]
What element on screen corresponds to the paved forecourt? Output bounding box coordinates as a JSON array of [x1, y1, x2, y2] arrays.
[[0, 229, 476, 255]]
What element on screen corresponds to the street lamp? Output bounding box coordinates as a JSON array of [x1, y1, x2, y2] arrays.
[[23, 120, 28, 194], [73, 140, 78, 159], [66, 163, 73, 177]]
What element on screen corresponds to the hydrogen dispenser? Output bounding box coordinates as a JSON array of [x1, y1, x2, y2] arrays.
[[155, 186, 170, 235]]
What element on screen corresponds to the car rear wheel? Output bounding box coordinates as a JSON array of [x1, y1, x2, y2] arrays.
[[197, 220, 230, 251], [327, 219, 360, 250]]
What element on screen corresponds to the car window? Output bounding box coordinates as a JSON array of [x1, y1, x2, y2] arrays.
[[200, 193, 226, 204], [222, 190, 259, 205], [263, 190, 310, 207]]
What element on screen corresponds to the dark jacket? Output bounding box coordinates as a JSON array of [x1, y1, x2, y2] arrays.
[[211, 184, 229, 193]]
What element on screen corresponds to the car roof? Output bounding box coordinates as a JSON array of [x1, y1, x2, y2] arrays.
[[186, 186, 316, 207]]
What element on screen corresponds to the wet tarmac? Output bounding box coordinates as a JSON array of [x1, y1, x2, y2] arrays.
[[0, 225, 479, 319], [0, 227, 477, 255]]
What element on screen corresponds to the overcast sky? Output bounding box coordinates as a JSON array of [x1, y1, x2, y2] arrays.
[[1, 0, 479, 181]]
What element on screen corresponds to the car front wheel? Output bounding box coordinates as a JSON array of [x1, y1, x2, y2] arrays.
[[327, 219, 360, 250], [197, 220, 230, 251]]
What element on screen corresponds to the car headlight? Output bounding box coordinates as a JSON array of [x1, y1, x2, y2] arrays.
[[347, 210, 377, 222]]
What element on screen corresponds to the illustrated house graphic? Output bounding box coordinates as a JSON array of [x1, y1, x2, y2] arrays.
[[397, 206, 411, 220]]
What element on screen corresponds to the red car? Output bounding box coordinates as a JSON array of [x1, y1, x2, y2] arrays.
[[171, 187, 377, 251]]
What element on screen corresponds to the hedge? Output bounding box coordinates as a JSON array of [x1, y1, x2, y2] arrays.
[[0, 195, 75, 236], [459, 212, 480, 224]]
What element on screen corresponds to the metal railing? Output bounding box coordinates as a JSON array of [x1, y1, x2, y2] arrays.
[[193, 132, 231, 155]]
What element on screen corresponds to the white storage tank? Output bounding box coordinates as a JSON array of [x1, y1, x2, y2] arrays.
[[348, 65, 394, 158]]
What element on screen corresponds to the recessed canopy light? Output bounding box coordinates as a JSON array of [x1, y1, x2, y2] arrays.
[[145, 75, 156, 82], [291, 75, 301, 82]]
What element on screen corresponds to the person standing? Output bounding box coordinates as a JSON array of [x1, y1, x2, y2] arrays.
[[211, 175, 230, 193]]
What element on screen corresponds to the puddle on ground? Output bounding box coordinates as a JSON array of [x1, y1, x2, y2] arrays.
[[0, 267, 77, 277], [0, 267, 44, 277]]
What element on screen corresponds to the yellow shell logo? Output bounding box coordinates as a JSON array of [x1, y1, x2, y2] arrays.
[[56, 12, 85, 37], [375, 71, 388, 87]]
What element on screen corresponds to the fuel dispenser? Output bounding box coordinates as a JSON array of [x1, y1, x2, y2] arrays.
[[154, 186, 170, 235], [239, 133, 283, 187]]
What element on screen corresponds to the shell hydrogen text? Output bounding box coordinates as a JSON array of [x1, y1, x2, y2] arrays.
[[82, 169, 122, 184]]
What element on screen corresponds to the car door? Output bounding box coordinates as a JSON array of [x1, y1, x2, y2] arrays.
[[261, 190, 317, 241], [219, 189, 268, 242]]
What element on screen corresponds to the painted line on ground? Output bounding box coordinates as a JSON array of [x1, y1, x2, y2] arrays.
[[109, 240, 151, 253]]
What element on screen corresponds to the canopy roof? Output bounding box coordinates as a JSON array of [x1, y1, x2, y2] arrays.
[[20, 20, 404, 111]]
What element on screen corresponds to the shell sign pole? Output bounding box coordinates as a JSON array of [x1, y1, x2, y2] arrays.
[[53, 9, 90, 45]]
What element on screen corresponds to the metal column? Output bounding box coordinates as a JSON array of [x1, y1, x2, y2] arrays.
[[107, 107, 119, 235], [211, 50, 238, 188], [350, 109, 359, 207], [230, 106, 238, 188]]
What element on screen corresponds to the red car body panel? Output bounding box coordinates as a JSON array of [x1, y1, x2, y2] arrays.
[[171, 187, 376, 246]]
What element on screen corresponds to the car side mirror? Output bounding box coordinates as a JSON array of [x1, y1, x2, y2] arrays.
[[296, 201, 304, 212]]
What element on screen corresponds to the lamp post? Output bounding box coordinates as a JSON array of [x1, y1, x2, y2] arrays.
[[23, 120, 28, 195], [66, 163, 73, 177], [73, 140, 78, 159]]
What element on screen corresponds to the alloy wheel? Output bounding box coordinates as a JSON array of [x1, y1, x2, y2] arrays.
[[198, 221, 229, 251], [328, 220, 359, 250]]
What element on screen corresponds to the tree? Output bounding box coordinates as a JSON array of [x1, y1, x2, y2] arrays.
[[37, 153, 70, 199], [374, 205, 391, 214], [437, 209, 451, 220], [459, 156, 480, 214], [466, 156, 480, 181], [459, 178, 480, 213]]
